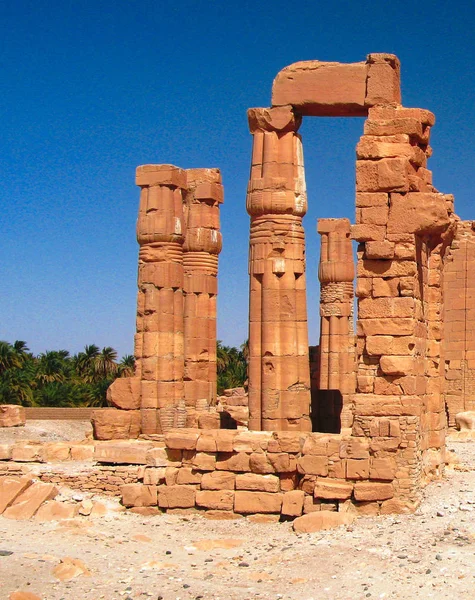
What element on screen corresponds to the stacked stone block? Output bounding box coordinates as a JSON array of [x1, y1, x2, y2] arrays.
[[134, 165, 188, 434], [106, 165, 223, 437], [316, 218, 356, 432], [116, 429, 413, 516], [183, 169, 223, 410], [246, 106, 311, 432], [444, 220, 475, 424], [353, 105, 454, 491]]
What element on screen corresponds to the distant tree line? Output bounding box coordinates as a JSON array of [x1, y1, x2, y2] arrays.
[[0, 339, 248, 407], [0, 340, 134, 408]]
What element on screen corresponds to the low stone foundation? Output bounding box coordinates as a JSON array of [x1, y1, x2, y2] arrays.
[[1, 425, 430, 518]]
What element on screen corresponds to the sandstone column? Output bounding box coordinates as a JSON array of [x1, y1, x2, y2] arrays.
[[246, 106, 311, 431], [135, 165, 187, 434], [183, 169, 223, 410], [316, 218, 355, 432]]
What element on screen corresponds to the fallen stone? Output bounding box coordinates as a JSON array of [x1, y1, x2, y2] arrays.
[[455, 411, 475, 431], [35, 501, 78, 521], [52, 557, 91, 580], [9, 592, 42, 600], [192, 539, 243, 551], [78, 499, 93, 516], [292, 511, 355, 533], [0, 404, 25, 427], [0, 475, 33, 514], [3, 482, 58, 520]]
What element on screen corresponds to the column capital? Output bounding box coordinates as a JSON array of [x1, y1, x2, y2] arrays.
[[136, 164, 187, 189], [247, 106, 302, 134]]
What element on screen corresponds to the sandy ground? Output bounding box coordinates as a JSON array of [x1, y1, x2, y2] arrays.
[[1, 424, 475, 600]]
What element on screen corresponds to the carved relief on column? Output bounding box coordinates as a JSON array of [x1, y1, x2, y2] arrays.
[[246, 106, 311, 431], [316, 218, 355, 432], [183, 168, 223, 410], [135, 165, 187, 434]]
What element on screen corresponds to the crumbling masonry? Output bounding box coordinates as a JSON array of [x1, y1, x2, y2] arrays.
[[92, 54, 475, 518]]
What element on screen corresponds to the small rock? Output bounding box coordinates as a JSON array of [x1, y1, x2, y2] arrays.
[[0, 550, 13, 556]]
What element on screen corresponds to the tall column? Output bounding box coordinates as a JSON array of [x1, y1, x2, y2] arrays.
[[246, 106, 311, 431], [183, 168, 223, 409], [135, 165, 187, 434], [316, 218, 355, 432]]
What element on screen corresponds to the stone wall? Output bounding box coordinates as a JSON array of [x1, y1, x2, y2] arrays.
[[120, 428, 421, 516], [0, 427, 426, 516], [444, 220, 475, 424]]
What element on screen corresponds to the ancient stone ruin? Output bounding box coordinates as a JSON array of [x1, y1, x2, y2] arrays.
[[5, 54, 475, 522]]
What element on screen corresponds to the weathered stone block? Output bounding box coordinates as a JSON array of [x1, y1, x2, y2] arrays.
[[235, 473, 280, 493], [353, 482, 394, 501], [200, 471, 235, 490], [95, 441, 154, 464], [121, 483, 157, 507], [369, 458, 396, 481], [176, 468, 202, 485], [234, 491, 283, 514], [35, 501, 78, 521], [158, 485, 196, 509], [216, 452, 250, 472], [70, 444, 95, 461], [91, 409, 140, 440], [293, 511, 355, 533], [314, 478, 353, 500], [195, 490, 234, 511], [346, 459, 370, 480], [164, 430, 199, 450], [191, 452, 216, 471], [0, 475, 33, 513], [272, 60, 367, 116], [281, 490, 305, 517], [107, 377, 141, 410], [3, 482, 58, 520], [11, 443, 44, 462], [41, 442, 71, 462], [297, 455, 329, 476], [0, 443, 12, 460], [0, 404, 25, 427]]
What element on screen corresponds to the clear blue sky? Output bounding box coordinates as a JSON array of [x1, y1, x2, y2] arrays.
[[1, 0, 475, 358]]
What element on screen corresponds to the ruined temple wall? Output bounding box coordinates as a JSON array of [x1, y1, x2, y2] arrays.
[[443, 220, 475, 424], [352, 104, 455, 492]]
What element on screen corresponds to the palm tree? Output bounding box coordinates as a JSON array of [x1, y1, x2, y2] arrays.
[[35, 350, 70, 385], [216, 340, 248, 394], [0, 361, 36, 405], [118, 354, 135, 377], [0, 341, 22, 374], [95, 347, 118, 379], [74, 344, 100, 383], [217, 341, 232, 373]]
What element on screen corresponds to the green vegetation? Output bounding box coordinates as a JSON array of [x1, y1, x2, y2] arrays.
[[0, 340, 135, 408], [0, 339, 248, 407], [217, 340, 248, 395]]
